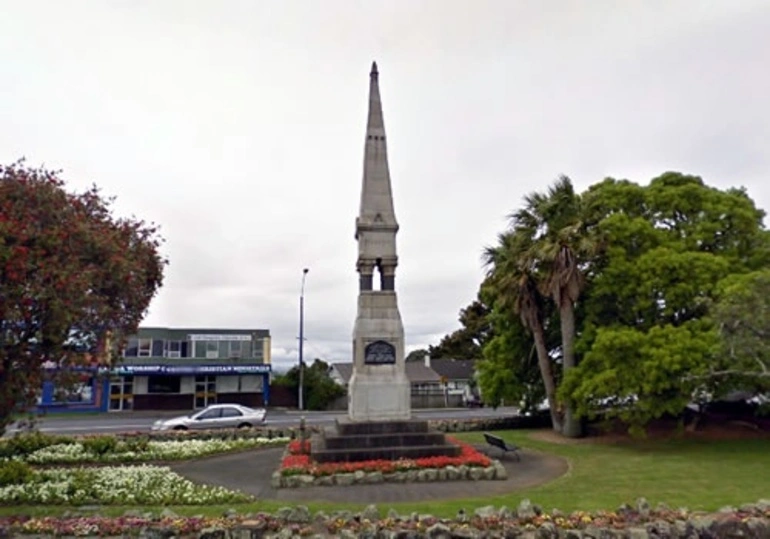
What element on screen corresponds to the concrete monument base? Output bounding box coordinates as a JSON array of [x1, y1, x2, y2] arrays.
[[348, 291, 410, 422], [347, 370, 410, 421]]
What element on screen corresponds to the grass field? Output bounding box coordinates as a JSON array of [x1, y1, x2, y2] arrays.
[[2, 429, 768, 518]]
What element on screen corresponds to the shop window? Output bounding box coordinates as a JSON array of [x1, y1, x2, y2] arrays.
[[53, 377, 95, 403], [147, 375, 181, 394]]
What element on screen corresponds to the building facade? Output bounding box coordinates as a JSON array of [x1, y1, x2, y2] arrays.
[[113, 327, 272, 411]]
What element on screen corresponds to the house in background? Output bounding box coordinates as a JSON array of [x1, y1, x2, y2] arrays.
[[330, 361, 448, 409], [115, 327, 272, 411], [427, 357, 479, 406]]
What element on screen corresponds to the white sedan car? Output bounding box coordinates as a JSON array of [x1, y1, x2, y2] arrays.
[[151, 403, 267, 431]]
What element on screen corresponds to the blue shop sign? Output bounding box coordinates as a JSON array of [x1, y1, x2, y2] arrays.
[[115, 364, 271, 375]]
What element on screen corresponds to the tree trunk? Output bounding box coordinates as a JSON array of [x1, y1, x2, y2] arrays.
[[559, 302, 583, 438], [532, 324, 562, 433]]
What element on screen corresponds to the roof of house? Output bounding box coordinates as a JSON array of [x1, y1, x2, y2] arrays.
[[429, 358, 476, 380], [331, 362, 441, 384]]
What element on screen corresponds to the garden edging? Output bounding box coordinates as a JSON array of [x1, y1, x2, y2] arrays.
[[271, 459, 508, 488]]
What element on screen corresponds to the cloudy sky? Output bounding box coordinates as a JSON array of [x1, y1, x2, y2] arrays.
[[2, 1, 769, 370]]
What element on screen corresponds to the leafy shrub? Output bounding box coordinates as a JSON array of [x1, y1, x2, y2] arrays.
[[121, 436, 150, 453], [0, 460, 33, 487], [0, 432, 69, 458], [81, 436, 118, 456]]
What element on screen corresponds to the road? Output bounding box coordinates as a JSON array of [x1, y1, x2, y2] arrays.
[[6, 407, 518, 435]]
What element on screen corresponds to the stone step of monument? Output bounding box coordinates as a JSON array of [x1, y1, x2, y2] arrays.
[[334, 419, 430, 436], [322, 431, 448, 450], [310, 443, 462, 463]]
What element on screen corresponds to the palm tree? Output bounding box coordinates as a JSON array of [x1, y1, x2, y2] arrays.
[[484, 231, 563, 433], [510, 176, 593, 438]]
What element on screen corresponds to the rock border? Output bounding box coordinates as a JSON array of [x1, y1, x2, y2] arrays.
[[272, 442, 508, 489], [271, 459, 508, 488], [4, 498, 769, 538]]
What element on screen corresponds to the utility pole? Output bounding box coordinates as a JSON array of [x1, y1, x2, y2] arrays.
[[298, 268, 309, 411]]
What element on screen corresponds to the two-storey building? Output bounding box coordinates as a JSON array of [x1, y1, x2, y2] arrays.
[[112, 327, 272, 411]]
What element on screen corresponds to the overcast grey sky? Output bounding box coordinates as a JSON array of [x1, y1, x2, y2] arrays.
[[2, 1, 769, 370]]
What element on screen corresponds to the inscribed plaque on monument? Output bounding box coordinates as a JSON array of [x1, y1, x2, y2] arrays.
[[364, 340, 396, 364]]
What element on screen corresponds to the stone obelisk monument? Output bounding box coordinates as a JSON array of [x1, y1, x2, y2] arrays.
[[347, 61, 411, 422]]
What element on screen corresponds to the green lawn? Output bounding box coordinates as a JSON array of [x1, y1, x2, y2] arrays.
[[2, 429, 768, 518]]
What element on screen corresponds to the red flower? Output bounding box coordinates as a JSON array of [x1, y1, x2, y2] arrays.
[[279, 438, 491, 477]]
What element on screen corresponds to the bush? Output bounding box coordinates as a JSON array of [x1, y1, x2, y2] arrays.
[[0, 432, 69, 458], [0, 460, 33, 487], [81, 436, 118, 456], [121, 436, 150, 453]]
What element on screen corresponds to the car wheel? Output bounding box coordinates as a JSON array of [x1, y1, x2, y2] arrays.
[[173, 425, 188, 431], [237, 422, 252, 429]]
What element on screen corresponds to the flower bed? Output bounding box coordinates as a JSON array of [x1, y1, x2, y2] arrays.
[[0, 465, 252, 505], [272, 437, 507, 488], [0, 499, 768, 537], [11, 437, 288, 465]]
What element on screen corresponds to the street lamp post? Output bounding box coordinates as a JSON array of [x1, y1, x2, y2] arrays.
[[298, 268, 309, 411]]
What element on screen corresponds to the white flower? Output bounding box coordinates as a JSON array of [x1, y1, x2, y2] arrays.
[[19, 436, 290, 464], [0, 465, 252, 505]]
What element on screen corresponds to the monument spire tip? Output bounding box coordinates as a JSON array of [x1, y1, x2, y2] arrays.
[[370, 61, 378, 77]]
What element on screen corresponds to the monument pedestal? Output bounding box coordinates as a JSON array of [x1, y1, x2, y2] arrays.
[[348, 370, 410, 421], [348, 291, 410, 422], [310, 419, 461, 463]]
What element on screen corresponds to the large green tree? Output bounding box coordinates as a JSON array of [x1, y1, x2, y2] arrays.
[[0, 161, 166, 432], [561, 173, 770, 431]]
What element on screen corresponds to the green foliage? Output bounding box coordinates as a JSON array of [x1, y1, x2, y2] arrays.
[[0, 460, 33, 487], [279, 359, 346, 411], [81, 435, 118, 456], [428, 300, 491, 359], [121, 436, 150, 453], [562, 322, 720, 429], [710, 269, 770, 390], [0, 432, 71, 458], [480, 171, 770, 432], [476, 300, 549, 411], [0, 160, 166, 433]]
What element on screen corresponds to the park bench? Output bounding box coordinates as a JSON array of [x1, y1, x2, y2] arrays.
[[483, 432, 521, 461]]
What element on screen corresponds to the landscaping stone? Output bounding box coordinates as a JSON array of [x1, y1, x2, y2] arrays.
[[426, 522, 452, 537], [627, 527, 650, 539], [535, 521, 558, 538], [364, 471, 384, 484], [468, 467, 484, 480], [422, 469, 438, 482], [635, 497, 651, 518], [517, 499, 537, 519], [445, 466, 461, 480], [474, 505, 496, 518], [335, 473, 356, 486], [362, 504, 380, 521], [315, 474, 334, 486]]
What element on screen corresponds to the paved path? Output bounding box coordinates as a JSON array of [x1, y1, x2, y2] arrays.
[[170, 445, 568, 504]]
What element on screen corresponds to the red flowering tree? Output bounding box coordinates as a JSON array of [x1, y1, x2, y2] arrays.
[[0, 161, 166, 432]]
